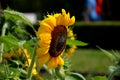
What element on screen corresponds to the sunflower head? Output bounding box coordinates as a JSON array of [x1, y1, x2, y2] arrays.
[[36, 9, 75, 69]]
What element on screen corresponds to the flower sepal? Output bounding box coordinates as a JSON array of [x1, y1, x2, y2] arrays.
[[55, 66, 66, 80]]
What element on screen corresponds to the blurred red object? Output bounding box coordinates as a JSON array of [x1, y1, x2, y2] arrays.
[[96, 0, 103, 15]]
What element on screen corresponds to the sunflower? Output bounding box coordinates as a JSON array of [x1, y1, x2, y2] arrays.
[[36, 9, 75, 69]]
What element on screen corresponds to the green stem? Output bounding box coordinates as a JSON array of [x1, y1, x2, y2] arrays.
[[31, 25, 37, 34], [108, 66, 120, 80], [27, 45, 37, 80], [0, 21, 8, 62]]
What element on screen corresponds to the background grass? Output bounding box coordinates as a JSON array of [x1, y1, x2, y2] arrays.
[[69, 48, 113, 74]]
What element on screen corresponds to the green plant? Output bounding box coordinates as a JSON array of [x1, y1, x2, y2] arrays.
[[0, 8, 88, 80], [97, 46, 120, 80]]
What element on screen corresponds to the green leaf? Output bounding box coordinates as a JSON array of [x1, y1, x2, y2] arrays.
[[18, 69, 27, 78], [8, 67, 21, 80], [0, 33, 19, 51], [10, 59, 23, 66], [0, 64, 21, 80], [108, 66, 120, 80], [92, 76, 107, 80], [65, 72, 86, 80], [109, 66, 117, 73], [15, 26, 30, 35], [96, 46, 116, 62], [66, 39, 88, 46], [3, 10, 33, 27], [23, 37, 37, 55]]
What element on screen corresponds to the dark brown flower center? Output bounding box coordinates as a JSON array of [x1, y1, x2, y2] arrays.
[[49, 25, 67, 57]]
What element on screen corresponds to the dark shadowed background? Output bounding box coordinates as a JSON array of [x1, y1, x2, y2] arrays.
[[1, 0, 120, 50]]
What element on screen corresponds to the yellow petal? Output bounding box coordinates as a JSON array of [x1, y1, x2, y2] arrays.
[[36, 27, 47, 37], [24, 48, 30, 58], [43, 16, 56, 29], [61, 9, 70, 26], [36, 47, 49, 56], [40, 22, 53, 33], [66, 12, 71, 25], [37, 40, 50, 47], [32, 69, 37, 75], [38, 33, 51, 43], [37, 26, 50, 34], [54, 57, 59, 68], [10, 50, 14, 56], [54, 13, 61, 18], [56, 9, 71, 26], [38, 53, 50, 66], [17, 48, 22, 56], [55, 14, 61, 26], [66, 45, 76, 57], [62, 9, 66, 15], [48, 57, 58, 69], [68, 16, 75, 26], [61, 15, 69, 26], [67, 12, 70, 19], [3, 53, 12, 58], [58, 56, 64, 66]]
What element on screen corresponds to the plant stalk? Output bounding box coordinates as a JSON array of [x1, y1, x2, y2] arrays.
[[0, 21, 8, 62], [108, 66, 120, 80], [27, 45, 37, 80]]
